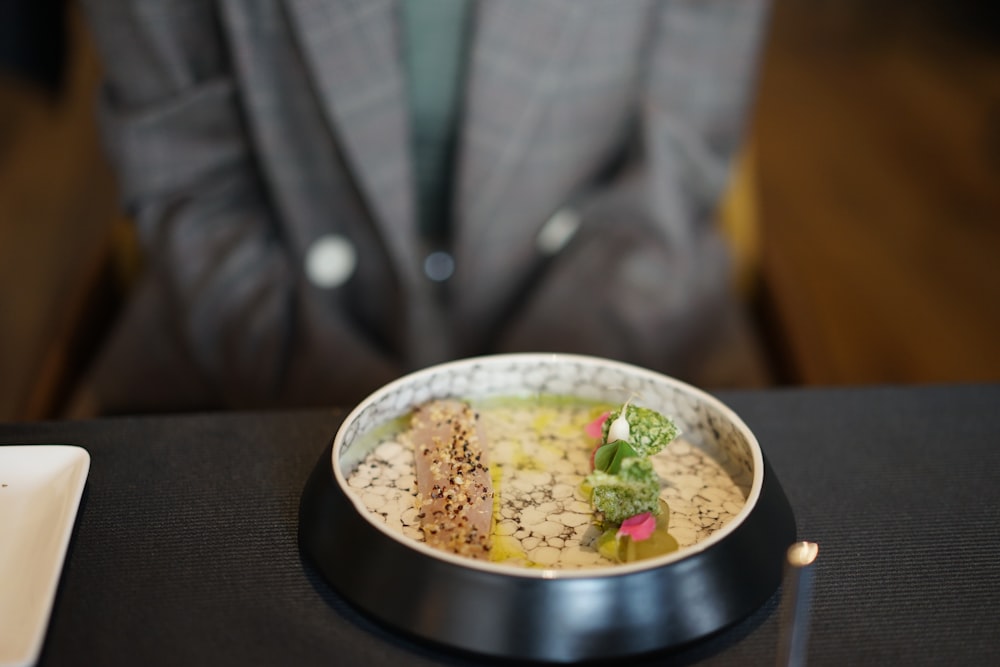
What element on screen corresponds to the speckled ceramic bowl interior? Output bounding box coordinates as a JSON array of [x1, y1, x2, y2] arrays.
[[300, 353, 796, 662]]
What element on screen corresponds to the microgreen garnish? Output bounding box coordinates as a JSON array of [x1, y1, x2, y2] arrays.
[[600, 404, 679, 458], [583, 398, 681, 559]]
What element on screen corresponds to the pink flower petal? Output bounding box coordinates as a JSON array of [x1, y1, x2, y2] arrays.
[[617, 512, 656, 542], [589, 443, 600, 471], [585, 412, 610, 439]]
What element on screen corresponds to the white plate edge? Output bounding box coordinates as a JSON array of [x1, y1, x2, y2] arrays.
[[0, 445, 90, 667]]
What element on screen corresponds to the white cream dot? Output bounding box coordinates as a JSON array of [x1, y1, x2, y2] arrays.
[[529, 546, 560, 565], [553, 511, 590, 528], [374, 442, 403, 459], [532, 521, 564, 538], [520, 508, 546, 526], [551, 484, 575, 499], [495, 520, 518, 536]]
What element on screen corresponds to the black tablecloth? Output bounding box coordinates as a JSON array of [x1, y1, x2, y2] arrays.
[[2, 384, 999, 666]]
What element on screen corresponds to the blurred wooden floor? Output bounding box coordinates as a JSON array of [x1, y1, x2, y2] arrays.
[[1, 1, 998, 421]]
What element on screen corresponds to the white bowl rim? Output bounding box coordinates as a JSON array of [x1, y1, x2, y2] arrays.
[[331, 352, 764, 580]]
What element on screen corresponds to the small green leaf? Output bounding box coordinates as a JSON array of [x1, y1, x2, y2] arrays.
[[607, 440, 637, 474], [593, 442, 618, 472]]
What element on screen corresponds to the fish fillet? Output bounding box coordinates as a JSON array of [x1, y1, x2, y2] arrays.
[[409, 400, 493, 559]]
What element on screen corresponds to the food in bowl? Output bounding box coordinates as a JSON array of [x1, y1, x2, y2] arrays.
[[583, 399, 682, 562], [345, 393, 749, 569], [410, 399, 493, 560], [302, 354, 796, 661]]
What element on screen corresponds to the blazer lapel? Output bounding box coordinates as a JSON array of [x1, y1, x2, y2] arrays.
[[285, 0, 418, 276], [456, 1, 587, 230], [451, 1, 589, 339]]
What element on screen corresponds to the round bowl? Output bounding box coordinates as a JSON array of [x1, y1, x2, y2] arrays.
[[299, 353, 795, 662]]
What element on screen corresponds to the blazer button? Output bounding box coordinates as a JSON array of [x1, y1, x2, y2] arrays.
[[536, 207, 580, 256], [423, 250, 455, 282], [305, 234, 357, 288]]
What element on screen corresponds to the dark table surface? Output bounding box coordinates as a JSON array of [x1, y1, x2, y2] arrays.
[[2, 383, 999, 666]]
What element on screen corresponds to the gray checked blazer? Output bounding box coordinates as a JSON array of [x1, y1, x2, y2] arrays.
[[80, 0, 771, 413]]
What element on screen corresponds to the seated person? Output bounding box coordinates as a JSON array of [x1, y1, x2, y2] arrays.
[[78, 0, 772, 414]]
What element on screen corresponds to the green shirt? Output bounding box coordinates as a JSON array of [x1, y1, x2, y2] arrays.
[[401, 0, 472, 246]]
